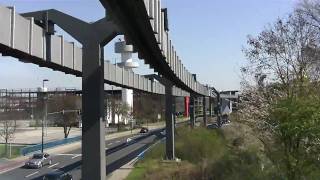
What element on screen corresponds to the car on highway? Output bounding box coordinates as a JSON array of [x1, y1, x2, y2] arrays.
[[25, 153, 52, 169], [43, 170, 73, 180], [160, 130, 166, 136], [140, 127, 149, 133], [126, 137, 133, 143], [207, 123, 219, 129]]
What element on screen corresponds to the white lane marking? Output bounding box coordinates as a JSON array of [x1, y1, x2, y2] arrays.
[[107, 143, 113, 146], [116, 140, 121, 143], [48, 162, 60, 168], [71, 154, 82, 159], [25, 171, 39, 178], [55, 153, 81, 156], [105, 148, 109, 150]]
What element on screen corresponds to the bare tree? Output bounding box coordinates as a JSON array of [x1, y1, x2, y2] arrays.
[[0, 119, 16, 156], [120, 103, 130, 124], [114, 101, 130, 131], [243, 10, 320, 97], [48, 95, 81, 138], [298, 0, 320, 29], [105, 95, 116, 125], [297, 0, 320, 80], [105, 93, 119, 125]]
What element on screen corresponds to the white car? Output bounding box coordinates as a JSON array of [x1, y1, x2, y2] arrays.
[[126, 138, 133, 143], [160, 130, 166, 136]]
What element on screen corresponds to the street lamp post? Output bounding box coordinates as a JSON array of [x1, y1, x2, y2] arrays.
[[41, 79, 49, 153]]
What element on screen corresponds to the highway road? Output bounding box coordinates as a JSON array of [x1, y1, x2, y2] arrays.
[[0, 128, 165, 180]]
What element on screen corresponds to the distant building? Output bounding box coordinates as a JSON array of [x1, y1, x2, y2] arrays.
[[220, 90, 240, 111]]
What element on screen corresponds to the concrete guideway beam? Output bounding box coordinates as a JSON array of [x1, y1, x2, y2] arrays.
[[0, 5, 168, 95], [98, 0, 213, 97], [144, 74, 190, 97], [22, 10, 120, 180]]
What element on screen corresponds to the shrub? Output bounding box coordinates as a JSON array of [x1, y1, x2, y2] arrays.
[[128, 126, 280, 180], [175, 127, 227, 164]]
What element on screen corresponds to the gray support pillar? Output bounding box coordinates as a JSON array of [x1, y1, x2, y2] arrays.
[[165, 84, 175, 160], [189, 95, 195, 128], [173, 96, 176, 128], [82, 42, 106, 180], [203, 96, 207, 127], [209, 97, 212, 117], [21, 11, 119, 180], [143, 74, 176, 160], [217, 94, 222, 127]]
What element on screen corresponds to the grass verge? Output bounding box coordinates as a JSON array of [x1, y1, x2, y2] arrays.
[[0, 144, 25, 159], [127, 123, 279, 180]]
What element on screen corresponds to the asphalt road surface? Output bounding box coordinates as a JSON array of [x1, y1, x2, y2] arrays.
[[0, 128, 165, 180]]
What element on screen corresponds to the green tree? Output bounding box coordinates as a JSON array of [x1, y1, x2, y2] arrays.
[[269, 93, 320, 179]]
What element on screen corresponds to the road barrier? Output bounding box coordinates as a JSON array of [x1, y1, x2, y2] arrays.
[[20, 136, 81, 155]]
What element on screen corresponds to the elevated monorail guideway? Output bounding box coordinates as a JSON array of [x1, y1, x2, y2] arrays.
[[0, 5, 191, 180], [0, 6, 189, 97], [0, 1, 218, 179], [99, 0, 212, 97], [99, 0, 217, 169]]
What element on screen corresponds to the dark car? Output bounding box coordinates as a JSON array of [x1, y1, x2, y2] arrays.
[[140, 127, 149, 133], [25, 153, 52, 169], [207, 124, 219, 129], [43, 170, 73, 180]]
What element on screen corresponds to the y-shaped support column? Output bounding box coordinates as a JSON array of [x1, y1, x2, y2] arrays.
[[82, 41, 106, 180], [23, 10, 119, 180]]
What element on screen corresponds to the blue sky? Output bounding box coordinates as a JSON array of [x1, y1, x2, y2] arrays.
[[0, 0, 297, 90]]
